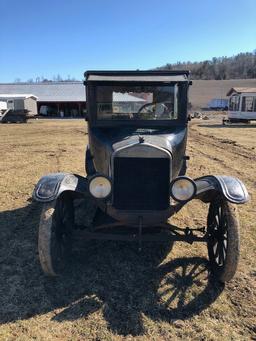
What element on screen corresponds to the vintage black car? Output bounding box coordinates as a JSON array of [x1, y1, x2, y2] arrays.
[[33, 70, 249, 282]]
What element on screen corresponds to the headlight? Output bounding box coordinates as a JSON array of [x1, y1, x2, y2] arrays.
[[37, 180, 59, 199], [170, 176, 196, 202], [88, 175, 111, 199]]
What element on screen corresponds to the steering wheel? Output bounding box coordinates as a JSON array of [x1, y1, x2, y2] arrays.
[[137, 102, 168, 115]]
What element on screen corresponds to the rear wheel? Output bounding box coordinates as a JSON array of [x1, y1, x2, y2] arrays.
[[38, 194, 74, 276], [207, 196, 240, 282]]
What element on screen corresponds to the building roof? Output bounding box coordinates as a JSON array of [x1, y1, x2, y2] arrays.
[[0, 82, 149, 104], [226, 87, 256, 96], [0, 94, 38, 100], [0, 82, 86, 102]]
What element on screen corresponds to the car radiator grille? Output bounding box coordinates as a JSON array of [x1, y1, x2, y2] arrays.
[[113, 157, 170, 210]]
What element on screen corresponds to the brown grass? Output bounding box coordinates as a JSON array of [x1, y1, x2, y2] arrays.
[[0, 119, 255, 340], [190, 79, 256, 109]]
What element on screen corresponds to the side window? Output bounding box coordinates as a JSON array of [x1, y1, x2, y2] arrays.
[[229, 95, 240, 111], [253, 97, 256, 112], [7, 100, 14, 110], [229, 97, 234, 110], [242, 96, 254, 112]]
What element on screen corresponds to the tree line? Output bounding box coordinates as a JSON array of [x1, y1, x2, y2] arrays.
[[13, 50, 256, 83], [156, 51, 256, 80], [14, 74, 78, 83]]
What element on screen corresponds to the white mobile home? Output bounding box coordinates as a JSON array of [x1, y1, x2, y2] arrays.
[[226, 87, 256, 123]]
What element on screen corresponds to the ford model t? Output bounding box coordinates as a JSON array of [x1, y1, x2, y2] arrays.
[[33, 70, 249, 282]]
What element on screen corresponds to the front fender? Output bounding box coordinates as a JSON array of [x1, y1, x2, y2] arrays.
[[194, 175, 249, 204], [32, 173, 88, 202]]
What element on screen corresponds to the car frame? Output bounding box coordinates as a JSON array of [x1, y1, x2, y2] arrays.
[[33, 70, 249, 282]]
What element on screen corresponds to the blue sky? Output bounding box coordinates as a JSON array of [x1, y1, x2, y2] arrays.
[[0, 0, 255, 82]]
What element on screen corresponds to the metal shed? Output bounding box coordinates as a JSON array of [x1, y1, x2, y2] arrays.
[[0, 94, 38, 116], [0, 82, 85, 117]]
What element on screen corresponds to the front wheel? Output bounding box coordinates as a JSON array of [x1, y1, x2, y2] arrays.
[[38, 194, 74, 276], [207, 197, 240, 282]]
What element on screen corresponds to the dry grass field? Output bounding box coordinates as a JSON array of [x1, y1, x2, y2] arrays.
[[0, 119, 255, 340], [190, 79, 256, 109]]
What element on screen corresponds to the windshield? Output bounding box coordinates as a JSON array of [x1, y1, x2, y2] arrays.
[[95, 84, 179, 120]]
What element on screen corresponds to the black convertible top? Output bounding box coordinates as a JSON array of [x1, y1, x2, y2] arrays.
[[84, 70, 190, 83]]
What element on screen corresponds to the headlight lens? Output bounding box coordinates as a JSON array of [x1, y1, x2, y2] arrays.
[[89, 176, 111, 199], [37, 180, 58, 199], [170, 177, 196, 202]]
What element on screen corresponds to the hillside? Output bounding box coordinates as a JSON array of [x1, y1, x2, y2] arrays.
[[190, 78, 256, 109], [157, 51, 256, 80], [156, 51, 256, 109]]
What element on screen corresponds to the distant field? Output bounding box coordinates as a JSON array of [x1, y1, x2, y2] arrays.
[[190, 79, 256, 109], [0, 119, 255, 340]]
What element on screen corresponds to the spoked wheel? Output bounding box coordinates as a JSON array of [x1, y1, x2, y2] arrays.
[[207, 196, 240, 283], [38, 193, 74, 276]]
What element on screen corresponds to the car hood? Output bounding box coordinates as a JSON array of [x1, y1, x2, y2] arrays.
[[109, 127, 187, 155], [89, 126, 188, 177]]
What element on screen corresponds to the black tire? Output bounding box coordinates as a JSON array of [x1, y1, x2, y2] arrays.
[[207, 196, 240, 283], [38, 194, 74, 276]]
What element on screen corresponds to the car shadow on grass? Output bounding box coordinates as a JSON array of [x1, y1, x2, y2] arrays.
[[0, 202, 223, 337]]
